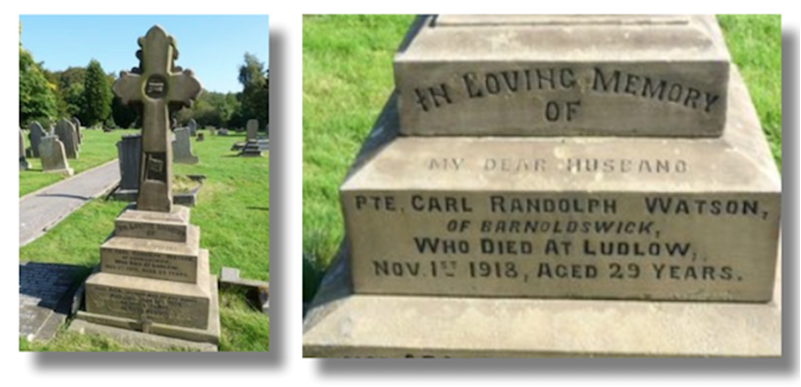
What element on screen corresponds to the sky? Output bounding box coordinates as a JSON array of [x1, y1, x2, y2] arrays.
[[19, 15, 269, 94]]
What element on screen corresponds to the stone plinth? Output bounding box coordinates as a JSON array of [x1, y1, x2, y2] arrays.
[[395, 15, 731, 137], [340, 69, 780, 302], [78, 205, 219, 344], [303, 244, 781, 358]]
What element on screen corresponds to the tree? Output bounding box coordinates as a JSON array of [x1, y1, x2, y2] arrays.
[[82, 59, 112, 127], [19, 26, 57, 126], [238, 53, 269, 128]]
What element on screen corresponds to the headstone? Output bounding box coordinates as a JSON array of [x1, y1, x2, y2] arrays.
[[38, 136, 73, 175], [117, 134, 142, 192], [264, 125, 269, 138], [246, 119, 258, 142], [78, 25, 219, 347], [303, 15, 781, 358], [71, 116, 82, 145], [54, 118, 79, 159], [208, 127, 216, 136], [187, 119, 198, 136], [20, 130, 30, 170], [28, 122, 46, 158], [173, 127, 199, 164], [196, 133, 205, 142], [218, 128, 229, 136]]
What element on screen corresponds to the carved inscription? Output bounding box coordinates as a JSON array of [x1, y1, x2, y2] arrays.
[[116, 221, 187, 242], [87, 285, 208, 329], [413, 67, 722, 118], [346, 189, 778, 301], [101, 248, 197, 283]]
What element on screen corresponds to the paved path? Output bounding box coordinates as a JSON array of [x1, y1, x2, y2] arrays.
[[20, 160, 120, 247]]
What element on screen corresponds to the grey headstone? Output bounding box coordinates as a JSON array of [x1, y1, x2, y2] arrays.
[[173, 127, 199, 164], [246, 119, 258, 141], [28, 122, 46, 158], [71, 117, 82, 144], [208, 127, 217, 136], [54, 118, 79, 159], [38, 136, 72, 175], [218, 128, 229, 136], [117, 134, 142, 191], [20, 130, 30, 170], [188, 119, 198, 136]]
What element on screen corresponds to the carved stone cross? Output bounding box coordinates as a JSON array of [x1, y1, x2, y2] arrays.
[[113, 25, 202, 212]]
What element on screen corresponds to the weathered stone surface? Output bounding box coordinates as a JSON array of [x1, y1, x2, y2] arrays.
[[28, 122, 46, 157], [117, 134, 142, 191], [54, 118, 79, 159], [394, 15, 730, 137], [187, 118, 198, 136], [38, 136, 73, 175], [85, 251, 211, 330], [68, 319, 218, 351], [218, 128, 229, 136], [173, 127, 199, 164], [113, 25, 202, 213], [72, 116, 82, 144], [303, 245, 782, 358], [100, 225, 201, 283], [340, 68, 780, 302], [115, 206, 191, 242], [246, 119, 258, 141], [20, 130, 30, 170]]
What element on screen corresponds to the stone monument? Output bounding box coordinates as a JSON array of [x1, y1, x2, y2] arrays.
[[238, 119, 268, 157], [187, 118, 198, 136], [38, 136, 73, 175], [54, 118, 79, 159], [75, 25, 219, 348], [303, 15, 781, 357], [173, 127, 199, 164], [71, 116, 82, 144], [20, 130, 30, 170], [28, 122, 46, 158]]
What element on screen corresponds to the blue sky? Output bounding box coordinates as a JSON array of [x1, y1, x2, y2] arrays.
[[19, 15, 269, 93]]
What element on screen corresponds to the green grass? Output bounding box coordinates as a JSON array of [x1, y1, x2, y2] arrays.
[[718, 15, 782, 168], [20, 129, 269, 352], [20, 129, 139, 197], [301, 15, 783, 302]]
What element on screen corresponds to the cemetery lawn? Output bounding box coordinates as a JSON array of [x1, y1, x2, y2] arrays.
[[19, 129, 140, 197], [19, 130, 270, 352], [301, 15, 783, 302]]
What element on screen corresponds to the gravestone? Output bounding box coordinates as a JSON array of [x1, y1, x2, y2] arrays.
[[173, 127, 199, 164], [208, 127, 217, 136], [54, 118, 79, 159], [38, 136, 73, 175], [303, 15, 781, 358], [188, 118, 198, 136], [246, 119, 258, 141], [218, 128, 229, 136], [76, 25, 219, 347], [117, 134, 142, 193], [72, 116, 82, 144], [20, 130, 30, 170], [197, 133, 205, 142], [28, 122, 46, 158], [238, 119, 268, 156]]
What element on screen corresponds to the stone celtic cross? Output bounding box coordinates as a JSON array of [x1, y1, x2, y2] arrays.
[[113, 25, 202, 212]]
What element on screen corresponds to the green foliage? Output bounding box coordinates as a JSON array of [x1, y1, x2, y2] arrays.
[[238, 53, 269, 127], [112, 96, 138, 129], [81, 59, 113, 126], [19, 47, 58, 126]]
